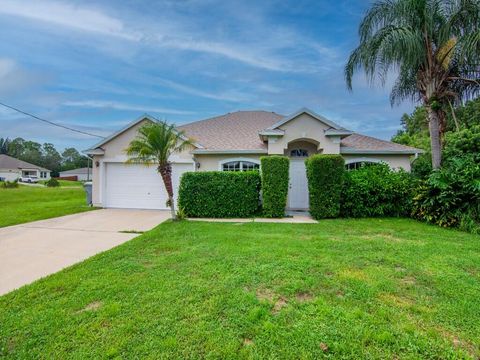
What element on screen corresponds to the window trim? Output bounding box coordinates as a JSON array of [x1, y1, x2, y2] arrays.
[[218, 158, 261, 171], [344, 157, 388, 170]]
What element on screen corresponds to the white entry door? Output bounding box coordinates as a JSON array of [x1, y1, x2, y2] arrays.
[[104, 163, 192, 209], [288, 160, 309, 210]]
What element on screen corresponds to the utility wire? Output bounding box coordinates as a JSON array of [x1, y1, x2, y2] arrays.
[[0, 101, 105, 139]]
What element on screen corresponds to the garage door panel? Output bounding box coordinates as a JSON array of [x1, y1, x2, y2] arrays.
[[104, 163, 191, 210]]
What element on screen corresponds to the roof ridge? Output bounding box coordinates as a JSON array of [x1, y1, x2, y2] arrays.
[[178, 110, 284, 128]]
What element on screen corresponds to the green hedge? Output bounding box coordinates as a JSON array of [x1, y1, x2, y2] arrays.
[[341, 163, 415, 218], [178, 171, 260, 218], [260, 156, 289, 217], [305, 155, 344, 219]]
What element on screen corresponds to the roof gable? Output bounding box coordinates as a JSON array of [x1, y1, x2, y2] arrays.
[[266, 107, 347, 131]]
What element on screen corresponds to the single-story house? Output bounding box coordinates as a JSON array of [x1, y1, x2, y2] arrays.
[[59, 167, 92, 181], [0, 154, 51, 181], [84, 108, 422, 210]]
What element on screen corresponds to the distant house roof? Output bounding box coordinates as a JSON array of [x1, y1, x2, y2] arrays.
[[59, 167, 91, 175], [0, 154, 50, 171]]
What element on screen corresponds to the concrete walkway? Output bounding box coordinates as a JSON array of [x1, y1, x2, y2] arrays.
[[0, 209, 170, 296]]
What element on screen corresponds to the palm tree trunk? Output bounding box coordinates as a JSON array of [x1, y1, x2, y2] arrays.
[[158, 163, 176, 220], [427, 106, 442, 169]]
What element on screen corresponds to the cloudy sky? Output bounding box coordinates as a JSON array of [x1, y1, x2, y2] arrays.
[[0, 0, 415, 151]]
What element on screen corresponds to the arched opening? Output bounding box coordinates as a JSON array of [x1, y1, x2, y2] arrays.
[[219, 158, 260, 171], [285, 138, 320, 158]]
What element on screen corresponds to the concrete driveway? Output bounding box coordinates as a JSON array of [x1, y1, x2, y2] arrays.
[[0, 209, 170, 296]]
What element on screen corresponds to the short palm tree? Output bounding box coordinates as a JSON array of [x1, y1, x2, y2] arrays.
[[345, 0, 480, 168], [125, 121, 193, 220]]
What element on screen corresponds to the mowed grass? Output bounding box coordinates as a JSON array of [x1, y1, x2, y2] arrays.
[[38, 179, 84, 187], [0, 184, 94, 227], [1, 219, 479, 359]]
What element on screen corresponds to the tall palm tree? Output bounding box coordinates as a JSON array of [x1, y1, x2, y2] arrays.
[[125, 121, 193, 220], [345, 0, 480, 168]]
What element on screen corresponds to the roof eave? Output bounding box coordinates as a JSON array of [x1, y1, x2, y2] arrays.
[[192, 149, 268, 155], [340, 148, 424, 155]]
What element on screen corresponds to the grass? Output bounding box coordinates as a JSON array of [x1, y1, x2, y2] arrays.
[[38, 179, 84, 187], [0, 184, 94, 227], [1, 218, 479, 358]]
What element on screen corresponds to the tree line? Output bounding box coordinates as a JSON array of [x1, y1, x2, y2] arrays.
[[0, 137, 89, 177]]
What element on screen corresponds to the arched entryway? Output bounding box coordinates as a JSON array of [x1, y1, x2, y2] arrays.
[[285, 139, 319, 211]]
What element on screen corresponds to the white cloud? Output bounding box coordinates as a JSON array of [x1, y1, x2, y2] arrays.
[[63, 100, 194, 115], [0, 0, 336, 73], [0, 0, 140, 40]]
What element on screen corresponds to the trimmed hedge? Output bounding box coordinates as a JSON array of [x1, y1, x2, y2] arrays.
[[305, 155, 344, 219], [178, 171, 260, 218], [260, 156, 289, 217], [341, 163, 415, 218]]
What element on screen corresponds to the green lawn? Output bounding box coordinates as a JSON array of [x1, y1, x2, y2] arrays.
[[1, 219, 479, 358], [38, 179, 84, 187], [0, 185, 94, 227]]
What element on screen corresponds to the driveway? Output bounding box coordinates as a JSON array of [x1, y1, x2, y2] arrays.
[[0, 209, 170, 296]]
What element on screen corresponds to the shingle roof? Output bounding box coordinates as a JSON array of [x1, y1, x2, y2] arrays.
[[340, 133, 421, 153], [177, 110, 421, 154], [0, 154, 50, 171], [177, 111, 283, 150], [60, 167, 91, 175], [178, 111, 283, 150]]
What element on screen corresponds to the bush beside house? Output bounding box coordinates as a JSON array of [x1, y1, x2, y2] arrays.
[[305, 155, 345, 219], [341, 164, 415, 218], [178, 171, 260, 218], [413, 155, 480, 234], [260, 156, 289, 217]]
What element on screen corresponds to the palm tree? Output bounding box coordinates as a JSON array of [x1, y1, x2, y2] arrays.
[[345, 0, 480, 169], [125, 121, 193, 220]]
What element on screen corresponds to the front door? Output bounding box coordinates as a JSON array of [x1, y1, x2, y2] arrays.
[[288, 160, 309, 210]]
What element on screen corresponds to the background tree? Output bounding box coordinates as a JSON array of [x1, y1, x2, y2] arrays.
[[41, 143, 62, 176], [346, 0, 480, 169], [125, 121, 193, 220], [61, 147, 89, 170], [0, 138, 11, 154]]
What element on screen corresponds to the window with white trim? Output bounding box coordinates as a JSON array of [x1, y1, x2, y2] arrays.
[[345, 161, 382, 171], [290, 148, 309, 157], [222, 161, 259, 172]]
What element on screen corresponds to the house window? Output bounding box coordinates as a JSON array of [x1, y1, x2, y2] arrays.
[[40, 172, 47, 178], [345, 161, 381, 171], [290, 149, 309, 157], [222, 161, 259, 172]]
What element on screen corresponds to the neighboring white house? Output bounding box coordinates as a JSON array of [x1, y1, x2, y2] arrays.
[[84, 107, 422, 211], [59, 167, 92, 181], [0, 154, 51, 181]]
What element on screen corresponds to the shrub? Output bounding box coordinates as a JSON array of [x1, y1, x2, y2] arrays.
[[2, 180, 19, 189], [444, 125, 480, 162], [411, 153, 432, 179], [178, 171, 260, 218], [341, 164, 415, 218], [260, 156, 289, 217], [305, 155, 344, 219], [45, 178, 60, 187], [412, 155, 480, 233]]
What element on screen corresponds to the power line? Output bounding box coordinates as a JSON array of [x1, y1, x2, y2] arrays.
[[0, 101, 105, 139]]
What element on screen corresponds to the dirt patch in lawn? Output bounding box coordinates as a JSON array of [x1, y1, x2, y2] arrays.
[[256, 288, 288, 314], [295, 292, 314, 302], [77, 301, 102, 313]]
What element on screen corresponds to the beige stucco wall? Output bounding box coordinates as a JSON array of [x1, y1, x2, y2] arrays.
[[342, 154, 413, 171], [268, 113, 341, 155]]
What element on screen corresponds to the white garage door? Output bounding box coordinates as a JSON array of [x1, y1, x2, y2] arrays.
[[104, 163, 192, 209]]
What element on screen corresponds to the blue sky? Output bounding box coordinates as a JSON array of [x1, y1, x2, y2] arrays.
[[0, 0, 415, 151]]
